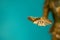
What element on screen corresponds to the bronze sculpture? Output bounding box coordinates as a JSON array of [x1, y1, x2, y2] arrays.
[[28, 0, 60, 40]]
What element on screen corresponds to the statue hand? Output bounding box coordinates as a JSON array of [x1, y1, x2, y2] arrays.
[[34, 17, 52, 26], [28, 16, 52, 26]]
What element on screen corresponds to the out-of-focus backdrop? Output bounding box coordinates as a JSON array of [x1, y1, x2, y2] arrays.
[[0, 0, 54, 40]]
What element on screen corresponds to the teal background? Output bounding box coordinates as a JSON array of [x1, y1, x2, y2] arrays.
[[0, 0, 54, 40]]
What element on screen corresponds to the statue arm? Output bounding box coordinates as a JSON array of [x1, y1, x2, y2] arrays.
[[28, 0, 52, 26], [43, 0, 50, 19]]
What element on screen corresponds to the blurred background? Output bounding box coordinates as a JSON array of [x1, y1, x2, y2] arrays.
[[0, 0, 54, 40]]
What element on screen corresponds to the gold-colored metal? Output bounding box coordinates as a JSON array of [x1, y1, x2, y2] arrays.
[[28, 16, 52, 26], [28, 0, 60, 40]]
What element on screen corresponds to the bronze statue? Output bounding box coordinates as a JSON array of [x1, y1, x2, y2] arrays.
[[28, 0, 60, 40]]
